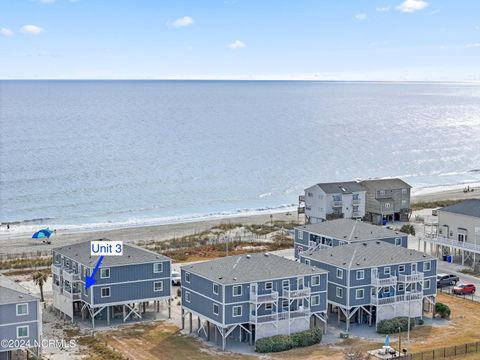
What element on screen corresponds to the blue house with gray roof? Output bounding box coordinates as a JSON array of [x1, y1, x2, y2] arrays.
[[51, 239, 172, 328], [300, 241, 437, 331], [180, 253, 328, 350], [0, 275, 42, 360], [294, 218, 408, 258]]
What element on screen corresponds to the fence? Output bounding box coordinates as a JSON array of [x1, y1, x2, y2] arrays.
[[0, 250, 50, 261], [407, 341, 480, 359]]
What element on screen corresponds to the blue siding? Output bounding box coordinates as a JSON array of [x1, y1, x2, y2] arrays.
[[0, 301, 40, 351]]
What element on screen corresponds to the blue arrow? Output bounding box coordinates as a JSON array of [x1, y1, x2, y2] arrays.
[[85, 256, 104, 289]]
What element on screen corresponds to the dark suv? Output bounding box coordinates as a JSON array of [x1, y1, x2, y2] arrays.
[[437, 273, 460, 288]]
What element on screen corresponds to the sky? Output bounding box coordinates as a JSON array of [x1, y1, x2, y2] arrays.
[[1, 0, 480, 80]]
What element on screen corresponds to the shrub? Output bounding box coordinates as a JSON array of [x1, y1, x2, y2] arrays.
[[255, 328, 322, 353], [400, 224, 415, 236], [377, 317, 415, 334], [435, 302, 451, 319]]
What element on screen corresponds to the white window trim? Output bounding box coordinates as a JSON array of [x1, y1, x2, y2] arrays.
[[311, 295, 320, 306], [154, 263, 163, 273], [16, 325, 29, 339], [232, 305, 242, 317], [336, 268, 343, 279], [383, 287, 390, 294], [424, 261, 431, 271], [185, 272, 191, 283], [233, 285, 242, 297], [213, 303, 219, 315], [282, 300, 289, 309], [384, 267, 391, 275], [153, 281, 163, 292], [336, 287, 343, 298], [185, 291, 191, 303], [398, 283, 405, 291], [100, 268, 110, 279], [424, 279, 430, 290], [305, 259, 311, 266], [282, 279, 290, 289], [265, 303, 273, 311], [356, 270, 365, 280], [16, 303, 28, 316], [265, 282, 273, 290], [312, 275, 320, 286], [398, 265, 405, 273], [101, 287, 111, 298], [213, 283, 219, 295], [298, 230, 303, 240], [395, 237, 402, 246], [356, 289, 365, 300]]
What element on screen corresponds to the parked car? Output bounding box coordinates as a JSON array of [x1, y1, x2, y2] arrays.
[[171, 270, 181, 286], [436, 273, 459, 288], [452, 283, 476, 295]]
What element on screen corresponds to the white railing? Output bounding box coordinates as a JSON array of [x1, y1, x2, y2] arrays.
[[250, 291, 279, 303], [51, 264, 61, 276], [373, 276, 397, 287], [423, 236, 480, 253], [251, 313, 278, 323], [398, 272, 424, 283], [63, 289, 81, 300], [283, 288, 311, 298], [289, 309, 310, 319], [404, 292, 423, 301], [372, 295, 396, 305], [332, 201, 343, 207], [62, 269, 80, 282], [373, 292, 423, 305]]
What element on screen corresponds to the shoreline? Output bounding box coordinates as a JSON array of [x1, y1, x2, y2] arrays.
[[0, 182, 479, 256]]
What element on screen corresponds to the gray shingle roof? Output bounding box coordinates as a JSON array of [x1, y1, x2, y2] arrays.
[[315, 181, 365, 194], [439, 199, 480, 218], [360, 178, 412, 190], [301, 241, 435, 269], [0, 274, 38, 305], [52, 239, 170, 267], [181, 253, 327, 285], [297, 219, 404, 241]]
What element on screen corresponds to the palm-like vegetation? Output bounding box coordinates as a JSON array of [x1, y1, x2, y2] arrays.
[[32, 271, 48, 302]]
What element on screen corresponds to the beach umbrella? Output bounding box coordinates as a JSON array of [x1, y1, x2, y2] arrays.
[[385, 335, 390, 347], [32, 228, 53, 239]]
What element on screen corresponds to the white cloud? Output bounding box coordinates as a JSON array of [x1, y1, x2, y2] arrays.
[[20, 25, 44, 35], [169, 16, 194, 28], [0, 28, 14, 37], [396, 0, 429, 13], [355, 13, 367, 20], [228, 40, 246, 49], [376, 6, 391, 12], [466, 43, 480, 48]]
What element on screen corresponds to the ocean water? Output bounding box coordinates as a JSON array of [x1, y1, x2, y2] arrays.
[[1, 80, 480, 232]]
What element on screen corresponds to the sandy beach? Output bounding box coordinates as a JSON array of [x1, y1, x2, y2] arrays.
[[1, 183, 479, 257]]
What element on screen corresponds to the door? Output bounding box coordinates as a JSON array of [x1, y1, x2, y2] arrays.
[[298, 277, 304, 290], [411, 263, 417, 273], [251, 283, 257, 295], [372, 268, 378, 280]]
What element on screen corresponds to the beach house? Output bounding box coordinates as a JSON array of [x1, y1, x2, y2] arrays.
[[294, 218, 408, 258], [180, 253, 328, 350], [360, 178, 412, 224], [0, 275, 42, 360], [300, 241, 437, 331], [303, 181, 366, 224], [51, 239, 171, 328]]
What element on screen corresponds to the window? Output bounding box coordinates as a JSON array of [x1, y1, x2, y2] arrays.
[[395, 237, 402, 246], [282, 279, 290, 289], [383, 287, 390, 294], [233, 285, 242, 296], [101, 287, 111, 298], [356, 289, 364, 299], [185, 291, 191, 303], [353, 194, 359, 201], [213, 283, 219, 295], [336, 268, 343, 279], [398, 265, 405, 273], [356, 270, 365, 280], [402, 199, 407, 204], [379, 190, 386, 196], [154, 263, 163, 273], [213, 304, 219, 315], [305, 259, 311, 266], [233, 306, 242, 317], [298, 231, 303, 240], [185, 272, 191, 283], [424, 261, 431, 271], [311, 295, 320, 306], [336, 287, 344, 298], [402, 188, 407, 195], [398, 283, 405, 292], [384, 202, 391, 209], [307, 192, 313, 197], [153, 281, 163, 292], [384, 267, 391, 276], [16, 303, 28, 316], [265, 282, 273, 290], [265, 303, 273, 311], [282, 300, 289, 310], [100, 268, 110, 279], [424, 279, 430, 290], [312, 275, 320, 286], [16, 326, 29, 338], [84, 267, 89, 278]]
